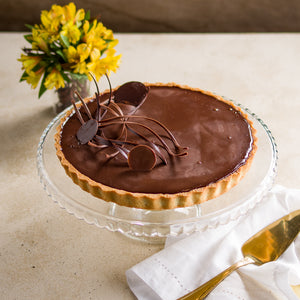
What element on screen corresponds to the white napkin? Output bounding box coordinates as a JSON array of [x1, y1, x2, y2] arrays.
[[126, 185, 300, 300]]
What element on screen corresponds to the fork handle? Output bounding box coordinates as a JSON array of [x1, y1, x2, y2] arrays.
[[178, 256, 255, 300]]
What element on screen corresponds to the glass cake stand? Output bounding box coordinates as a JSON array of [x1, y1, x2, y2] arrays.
[[37, 101, 278, 243]]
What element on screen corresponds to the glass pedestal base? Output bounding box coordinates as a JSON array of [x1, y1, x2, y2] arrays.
[[37, 101, 277, 244]]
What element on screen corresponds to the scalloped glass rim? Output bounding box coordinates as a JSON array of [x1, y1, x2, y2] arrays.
[[37, 99, 278, 242]]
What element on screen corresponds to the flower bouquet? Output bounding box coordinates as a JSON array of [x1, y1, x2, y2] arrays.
[[18, 2, 121, 110]]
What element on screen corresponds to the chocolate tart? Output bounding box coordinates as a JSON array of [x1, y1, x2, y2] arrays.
[[54, 83, 257, 210]]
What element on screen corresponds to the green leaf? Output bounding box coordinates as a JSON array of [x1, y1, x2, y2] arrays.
[[38, 83, 47, 98], [60, 33, 70, 48], [25, 24, 34, 31], [38, 71, 49, 98], [61, 71, 71, 83], [19, 70, 28, 82], [88, 22, 93, 32], [56, 49, 67, 62], [31, 60, 47, 72], [85, 10, 90, 21], [31, 63, 42, 72], [100, 47, 108, 56], [49, 43, 60, 51], [24, 34, 33, 44]]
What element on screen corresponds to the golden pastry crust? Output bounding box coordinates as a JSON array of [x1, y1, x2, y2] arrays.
[[54, 83, 257, 210]]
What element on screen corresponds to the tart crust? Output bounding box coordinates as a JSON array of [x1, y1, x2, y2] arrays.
[[54, 83, 257, 210]]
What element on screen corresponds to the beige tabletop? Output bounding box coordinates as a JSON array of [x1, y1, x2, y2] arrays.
[[1, 33, 300, 299]]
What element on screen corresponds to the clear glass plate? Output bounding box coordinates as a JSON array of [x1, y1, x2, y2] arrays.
[[37, 101, 278, 243]]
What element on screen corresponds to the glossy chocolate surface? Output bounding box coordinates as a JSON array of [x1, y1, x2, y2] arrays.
[[60, 85, 254, 194]]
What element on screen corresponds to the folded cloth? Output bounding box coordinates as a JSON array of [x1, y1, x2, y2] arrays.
[[126, 185, 300, 300]]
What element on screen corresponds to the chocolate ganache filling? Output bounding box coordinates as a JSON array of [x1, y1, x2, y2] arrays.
[[60, 84, 254, 194]]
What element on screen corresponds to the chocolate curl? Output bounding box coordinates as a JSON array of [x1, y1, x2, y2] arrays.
[[100, 120, 185, 157], [113, 144, 129, 160], [92, 135, 129, 160], [105, 73, 113, 106], [95, 92, 102, 122], [99, 117, 188, 157], [127, 126, 168, 165], [89, 73, 102, 122], [71, 99, 84, 125], [74, 90, 92, 119]]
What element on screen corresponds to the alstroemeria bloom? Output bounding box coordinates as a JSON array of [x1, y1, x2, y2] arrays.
[[44, 68, 65, 90], [18, 54, 42, 73], [62, 2, 85, 25], [25, 69, 44, 89], [82, 20, 108, 51], [72, 61, 88, 74], [61, 21, 81, 44], [64, 43, 91, 66], [31, 28, 49, 52], [87, 49, 121, 81], [40, 5, 63, 35]]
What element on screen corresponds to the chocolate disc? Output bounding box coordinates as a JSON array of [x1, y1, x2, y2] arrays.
[[76, 119, 98, 144], [113, 82, 149, 107], [128, 145, 157, 171]]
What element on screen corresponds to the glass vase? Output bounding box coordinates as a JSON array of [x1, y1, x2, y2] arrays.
[[54, 77, 90, 114]]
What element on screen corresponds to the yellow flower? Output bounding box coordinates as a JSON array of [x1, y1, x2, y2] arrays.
[[82, 20, 108, 51], [63, 45, 77, 63], [71, 44, 90, 74], [62, 2, 85, 25], [61, 21, 81, 44], [41, 5, 64, 35], [64, 43, 91, 64], [72, 61, 88, 74], [65, 44, 90, 74], [87, 49, 121, 81], [77, 44, 90, 61], [44, 68, 65, 90], [87, 60, 106, 81], [25, 68, 44, 89], [31, 28, 49, 52], [18, 54, 42, 73], [90, 48, 100, 61], [102, 49, 121, 73], [83, 20, 90, 34]]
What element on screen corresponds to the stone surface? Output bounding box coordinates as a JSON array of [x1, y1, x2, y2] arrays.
[[1, 33, 300, 299]]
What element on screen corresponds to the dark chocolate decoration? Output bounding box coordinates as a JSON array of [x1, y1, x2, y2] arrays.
[[76, 119, 98, 144], [72, 76, 187, 171], [128, 145, 157, 171], [113, 81, 149, 107]]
